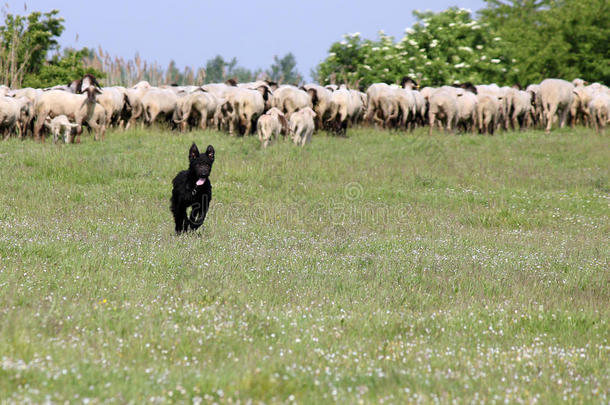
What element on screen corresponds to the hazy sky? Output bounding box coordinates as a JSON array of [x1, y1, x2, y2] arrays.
[[6, 1, 487, 81]]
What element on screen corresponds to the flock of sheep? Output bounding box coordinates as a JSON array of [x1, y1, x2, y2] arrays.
[[0, 75, 608, 147]]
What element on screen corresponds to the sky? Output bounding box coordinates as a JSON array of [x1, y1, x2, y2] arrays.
[[5, 0, 487, 81]]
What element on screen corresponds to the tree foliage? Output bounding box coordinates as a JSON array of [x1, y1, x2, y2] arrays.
[[479, 0, 609, 85], [0, 8, 103, 88], [316, 8, 510, 88], [266, 53, 302, 84], [316, 1, 609, 87]]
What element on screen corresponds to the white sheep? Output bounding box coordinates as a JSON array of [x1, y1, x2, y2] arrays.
[[301, 84, 332, 130], [428, 88, 458, 135], [271, 85, 312, 120], [257, 107, 288, 148], [290, 107, 316, 146], [44, 115, 80, 143], [588, 93, 610, 134], [455, 89, 478, 133], [539, 79, 574, 133], [327, 86, 353, 134], [33, 86, 102, 142]]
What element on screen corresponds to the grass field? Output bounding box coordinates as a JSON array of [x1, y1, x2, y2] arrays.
[[0, 127, 608, 403]]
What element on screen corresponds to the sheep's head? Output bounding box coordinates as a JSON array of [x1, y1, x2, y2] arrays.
[[82, 85, 102, 103]]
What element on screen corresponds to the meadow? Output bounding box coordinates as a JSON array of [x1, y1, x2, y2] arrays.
[[0, 127, 608, 404]]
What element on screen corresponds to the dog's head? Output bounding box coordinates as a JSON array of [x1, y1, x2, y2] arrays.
[[188, 143, 215, 187]]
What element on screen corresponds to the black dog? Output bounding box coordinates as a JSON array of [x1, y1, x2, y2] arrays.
[[170, 143, 215, 233]]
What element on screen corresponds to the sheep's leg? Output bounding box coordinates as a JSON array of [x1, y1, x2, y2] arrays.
[[200, 112, 208, 130], [75, 125, 82, 144], [545, 103, 557, 133], [428, 112, 435, 136], [228, 118, 235, 136], [33, 116, 45, 142], [446, 112, 455, 134], [558, 105, 569, 129], [512, 111, 520, 131]]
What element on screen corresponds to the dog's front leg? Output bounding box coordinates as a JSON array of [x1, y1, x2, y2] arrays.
[[188, 202, 206, 231], [173, 207, 188, 234]]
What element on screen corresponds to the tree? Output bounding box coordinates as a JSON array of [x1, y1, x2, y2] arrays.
[[202, 55, 257, 83], [316, 1, 609, 87], [165, 59, 181, 84], [316, 8, 510, 87], [0, 9, 64, 86], [478, 0, 609, 84], [22, 48, 104, 88], [266, 53, 302, 84], [0, 8, 103, 88]]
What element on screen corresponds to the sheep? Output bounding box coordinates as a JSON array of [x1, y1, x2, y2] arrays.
[[525, 84, 543, 128], [0, 96, 20, 139], [257, 107, 288, 148], [588, 93, 610, 134], [174, 93, 193, 132], [412, 90, 427, 127], [119, 88, 144, 129], [271, 85, 312, 120], [348, 89, 367, 126], [84, 102, 107, 141], [455, 88, 478, 133], [140, 87, 181, 127], [327, 85, 352, 134], [44, 115, 80, 143], [184, 90, 219, 130], [365, 83, 399, 128], [539, 79, 574, 133], [225, 86, 268, 135], [428, 88, 458, 135], [477, 93, 501, 135], [33, 86, 102, 142], [97, 87, 129, 128], [571, 85, 595, 127], [393, 87, 416, 130], [290, 107, 316, 146], [510, 91, 534, 130], [132, 81, 152, 91], [301, 84, 332, 130], [68, 73, 102, 94]]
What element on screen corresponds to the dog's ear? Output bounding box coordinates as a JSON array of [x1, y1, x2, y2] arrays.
[[206, 145, 215, 162], [189, 143, 200, 161]]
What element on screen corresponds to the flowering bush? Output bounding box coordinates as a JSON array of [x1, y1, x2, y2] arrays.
[[316, 8, 515, 87]]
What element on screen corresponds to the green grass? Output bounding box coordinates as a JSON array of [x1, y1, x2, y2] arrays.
[[0, 127, 608, 403]]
